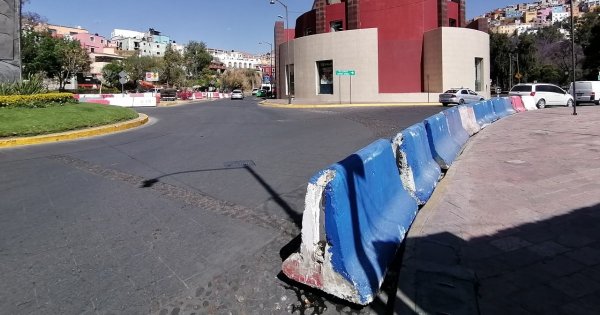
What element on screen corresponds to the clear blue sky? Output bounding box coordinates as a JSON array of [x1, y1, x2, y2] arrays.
[[25, 0, 518, 54]]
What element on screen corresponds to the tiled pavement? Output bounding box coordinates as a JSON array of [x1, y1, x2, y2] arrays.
[[396, 106, 600, 314]]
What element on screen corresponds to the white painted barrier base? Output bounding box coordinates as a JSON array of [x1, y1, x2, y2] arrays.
[[521, 96, 537, 111]]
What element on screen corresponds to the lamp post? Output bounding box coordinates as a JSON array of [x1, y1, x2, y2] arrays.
[[269, 0, 291, 104], [570, 0, 577, 115], [259, 41, 274, 95]]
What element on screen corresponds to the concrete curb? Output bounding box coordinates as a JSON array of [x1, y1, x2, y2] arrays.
[[259, 101, 441, 109], [0, 113, 149, 148]]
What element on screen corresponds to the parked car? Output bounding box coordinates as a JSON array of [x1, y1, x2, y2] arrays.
[[509, 83, 574, 108], [568, 81, 600, 105], [160, 88, 177, 101], [255, 89, 266, 97], [251, 88, 259, 95], [230, 89, 244, 100], [439, 88, 485, 106]]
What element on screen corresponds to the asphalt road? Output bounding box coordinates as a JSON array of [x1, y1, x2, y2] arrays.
[[0, 97, 442, 314]]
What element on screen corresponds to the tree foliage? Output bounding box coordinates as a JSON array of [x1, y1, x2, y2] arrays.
[[160, 44, 185, 87], [122, 55, 160, 82], [101, 61, 124, 88], [184, 41, 213, 79], [21, 30, 90, 90], [220, 68, 261, 91]]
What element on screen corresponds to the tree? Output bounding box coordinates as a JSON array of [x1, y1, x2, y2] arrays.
[[221, 68, 261, 91], [184, 41, 213, 79], [160, 44, 185, 87], [122, 55, 160, 83], [20, 30, 90, 90], [576, 11, 600, 79], [55, 38, 91, 90], [101, 61, 124, 88], [490, 33, 513, 89]]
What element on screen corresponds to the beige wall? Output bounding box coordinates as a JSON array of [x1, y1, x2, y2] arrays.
[[424, 27, 491, 99], [278, 28, 380, 103]]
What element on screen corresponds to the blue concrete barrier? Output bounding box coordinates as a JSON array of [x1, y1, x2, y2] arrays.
[[424, 112, 462, 169], [502, 97, 517, 115], [484, 100, 499, 122], [443, 107, 470, 148], [282, 139, 419, 305], [471, 101, 491, 128], [491, 97, 512, 119], [393, 123, 442, 205]]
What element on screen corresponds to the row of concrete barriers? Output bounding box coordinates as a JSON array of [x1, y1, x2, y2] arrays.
[[282, 96, 537, 305], [73, 92, 232, 107]]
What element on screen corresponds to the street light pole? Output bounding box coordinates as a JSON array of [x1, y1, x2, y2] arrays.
[[570, 0, 577, 115], [270, 0, 291, 104], [259, 41, 274, 95]]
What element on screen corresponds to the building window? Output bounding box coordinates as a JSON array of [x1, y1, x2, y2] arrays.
[[317, 60, 333, 94], [288, 64, 295, 96], [475, 57, 483, 91], [305, 28, 314, 36], [449, 18, 457, 27], [90, 47, 95, 53], [330, 20, 343, 32], [90, 36, 94, 42], [157, 52, 160, 55]]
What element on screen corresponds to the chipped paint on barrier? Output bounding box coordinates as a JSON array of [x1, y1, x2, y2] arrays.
[[392, 132, 418, 201], [282, 168, 360, 303], [458, 105, 480, 136]]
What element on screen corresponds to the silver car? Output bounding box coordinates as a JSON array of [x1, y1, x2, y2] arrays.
[[230, 89, 244, 100], [439, 88, 485, 106]]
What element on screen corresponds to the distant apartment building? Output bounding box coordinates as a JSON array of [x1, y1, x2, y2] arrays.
[[207, 48, 261, 70], [552, 11, 570, 22], [492, 23, 535, 35], [111, 28, 182, 57], [36, 23, 88, 37], [70, 33, 123, 77]]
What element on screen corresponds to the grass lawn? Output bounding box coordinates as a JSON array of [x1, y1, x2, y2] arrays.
[[0, 102, 139, 137]]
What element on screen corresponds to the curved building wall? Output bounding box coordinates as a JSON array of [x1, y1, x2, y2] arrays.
[[280, 26, 490, 103], [279, 28, 380, 103], [424, 27, 490, 99]]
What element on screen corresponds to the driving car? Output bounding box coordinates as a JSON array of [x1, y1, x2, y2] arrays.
[[509, 83, 574, 108], [255, 89, 266, 97], [439, 88, 485, 106], [230, 89, 244, 100], [251, 88, 259, 95]]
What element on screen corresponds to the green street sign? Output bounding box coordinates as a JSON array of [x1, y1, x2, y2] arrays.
[[335, 70, 356, 76]]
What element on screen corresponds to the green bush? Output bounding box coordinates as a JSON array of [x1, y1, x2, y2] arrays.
[[0, 93, 77, 108], [0, 73, 48, 95]]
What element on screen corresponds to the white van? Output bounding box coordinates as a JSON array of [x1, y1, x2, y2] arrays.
[[569, 81, 600, 105]]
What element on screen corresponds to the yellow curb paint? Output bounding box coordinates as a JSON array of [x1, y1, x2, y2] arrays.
[[0, 113, 149, 148], [259, 101, 441, 108]]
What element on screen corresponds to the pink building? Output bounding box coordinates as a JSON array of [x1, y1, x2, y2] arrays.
[[71, 33, 122, 78], [71, 33, 116, 54]]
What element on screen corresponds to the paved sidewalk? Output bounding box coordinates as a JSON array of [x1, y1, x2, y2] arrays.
[[397, 106, 600, 314]]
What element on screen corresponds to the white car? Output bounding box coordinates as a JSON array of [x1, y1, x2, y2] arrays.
[[439, 88, 485, 106], [509, 83, 573, 108], [230, 89, 244, 100]]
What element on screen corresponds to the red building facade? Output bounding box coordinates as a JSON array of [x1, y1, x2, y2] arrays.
[[279, 0, 473, 94]]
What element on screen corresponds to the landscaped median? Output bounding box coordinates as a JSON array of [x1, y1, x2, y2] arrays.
[[0, 95, 146, 147]]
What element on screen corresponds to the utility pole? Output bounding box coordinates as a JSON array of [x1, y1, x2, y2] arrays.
[[570, 0, 577, 115]]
